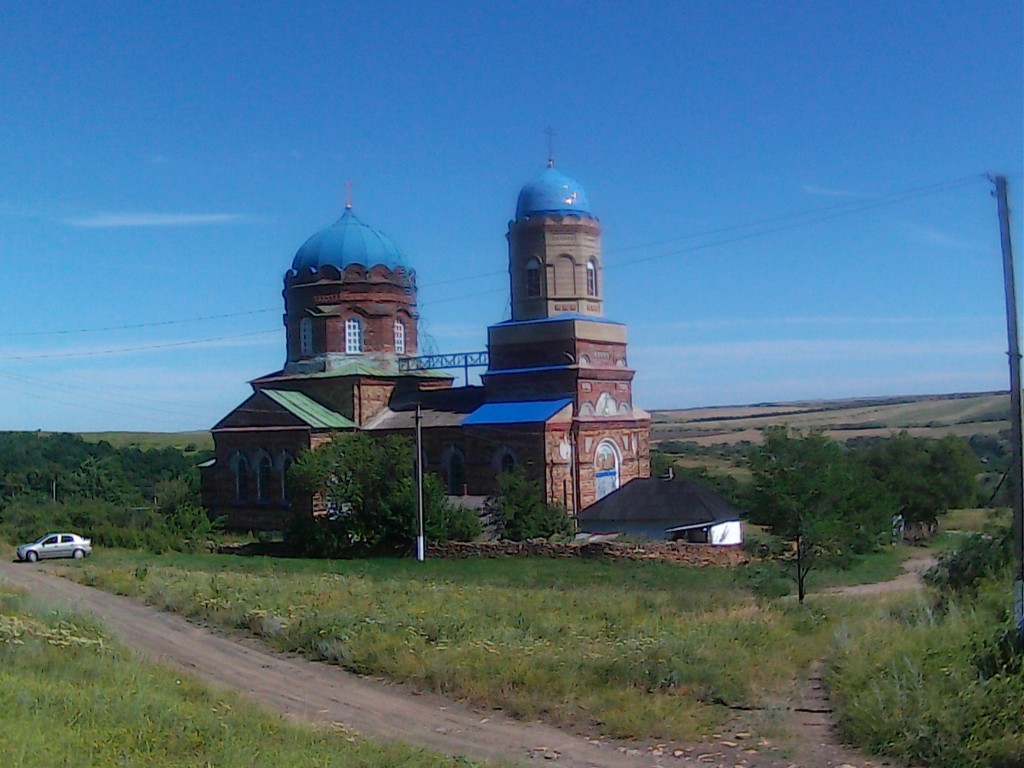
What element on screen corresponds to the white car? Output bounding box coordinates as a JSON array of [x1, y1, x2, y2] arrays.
[[16, 533, 92, 562]]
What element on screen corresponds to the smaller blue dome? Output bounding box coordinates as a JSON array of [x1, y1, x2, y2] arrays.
[[292, 208, 407, 271], [515, 166, 592, 220]]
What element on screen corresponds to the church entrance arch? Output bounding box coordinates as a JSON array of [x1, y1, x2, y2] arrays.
[[594, 439, 620, 500]]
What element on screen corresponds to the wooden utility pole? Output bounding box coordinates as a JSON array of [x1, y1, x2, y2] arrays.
[[993, 174, 1024, 639]]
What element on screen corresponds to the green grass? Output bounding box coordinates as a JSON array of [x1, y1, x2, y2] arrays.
[[0, 587, 480, 768], [941, 507, 1010, 534], [804, 545, 910, 590], [64, 550, 841, 741], [49, 546, 1021, 765], [828, 578, 1024, 768], [74, 430, 214, 452]]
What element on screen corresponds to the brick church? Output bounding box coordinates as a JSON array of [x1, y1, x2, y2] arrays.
[[200, 163, 651, 531]]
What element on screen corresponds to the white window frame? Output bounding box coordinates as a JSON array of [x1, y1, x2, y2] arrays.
[[586, 260, 597, 296], [394, 319, 405, 355], [345, 317, 363, 354]]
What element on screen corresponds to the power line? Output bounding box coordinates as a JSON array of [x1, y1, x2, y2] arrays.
[[2, 329, 280, 361], [7, 309, 280, 337], [0, 378, 199, 428], [0, 368, 213, 416], [6, 174, 983, 335]]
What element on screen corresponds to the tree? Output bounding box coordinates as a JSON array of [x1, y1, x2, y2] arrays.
[[649, 450, 675, 479], [286, 432, 476, 555], [748, 427, 890, 602], [861, 431, 979, 525], [490, 467, 572, 540]]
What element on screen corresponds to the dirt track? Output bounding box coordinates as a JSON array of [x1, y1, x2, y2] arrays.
[[0, 558, 901, 768]]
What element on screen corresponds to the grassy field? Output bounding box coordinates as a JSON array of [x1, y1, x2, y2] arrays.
[[652, 391, 1009, 446], [57, 549, 905, 745], [0, 586, 479, 768], [74, 430, 215, 452], [38, 543, 1021, 767]]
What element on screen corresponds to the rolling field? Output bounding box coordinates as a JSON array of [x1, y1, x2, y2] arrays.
[[74, 430, 215, 452], [652, 391, 1009, 447]]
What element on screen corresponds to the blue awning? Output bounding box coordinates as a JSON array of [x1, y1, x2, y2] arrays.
[[462, 398, 572, 426]]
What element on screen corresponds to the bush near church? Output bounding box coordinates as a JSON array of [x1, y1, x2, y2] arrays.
[[285, 432, 481, 557]]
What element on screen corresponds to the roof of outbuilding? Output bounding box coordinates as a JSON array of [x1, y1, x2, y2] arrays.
[[578, 476, 741, 527]]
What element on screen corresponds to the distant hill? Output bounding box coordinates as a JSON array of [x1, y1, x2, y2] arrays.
[[652, 391, 1010, 446], [72, 431, 214, 452]]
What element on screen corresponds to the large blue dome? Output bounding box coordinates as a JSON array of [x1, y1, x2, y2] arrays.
[[515, 165, 592, 220], [292, 208, 408, 271]]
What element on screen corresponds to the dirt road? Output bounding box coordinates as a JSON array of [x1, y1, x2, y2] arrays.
[[0, 558, 895, 768]]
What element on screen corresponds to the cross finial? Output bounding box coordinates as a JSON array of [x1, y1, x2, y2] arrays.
[[345, 180, 353, 209], [544, 126, 556, 168]]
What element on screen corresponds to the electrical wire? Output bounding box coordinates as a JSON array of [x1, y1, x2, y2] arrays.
[[7, 173, 988, 335], [2, 329, 280, 361]]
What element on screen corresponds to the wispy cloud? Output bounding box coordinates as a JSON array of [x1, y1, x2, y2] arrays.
[[61, 212, 248, 228], [900, 221, 977, 251]]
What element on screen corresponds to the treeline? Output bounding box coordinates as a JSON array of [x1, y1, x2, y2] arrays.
[[0, 432, 216, 551], [655, 429, 990, 515]]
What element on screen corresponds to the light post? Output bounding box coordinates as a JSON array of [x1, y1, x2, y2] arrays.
[[415, 402, 425, 562]]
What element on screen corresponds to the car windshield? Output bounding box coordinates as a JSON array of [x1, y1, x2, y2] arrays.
[[30, 534, 55, 545]]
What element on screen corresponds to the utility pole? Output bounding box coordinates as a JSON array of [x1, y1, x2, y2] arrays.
[[993, 174, 1024, 639], [415, 402, 425, 562]]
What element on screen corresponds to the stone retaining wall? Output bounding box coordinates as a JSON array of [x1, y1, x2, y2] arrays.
[[427, 539, 747, 567]]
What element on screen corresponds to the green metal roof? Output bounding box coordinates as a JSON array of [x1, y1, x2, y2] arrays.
[[262, 390, 356, 429], [254, 361, 450, 383]]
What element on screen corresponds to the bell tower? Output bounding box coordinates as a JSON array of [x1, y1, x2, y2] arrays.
[[483, 163, 651, 511], [507, 161, 604, 321]]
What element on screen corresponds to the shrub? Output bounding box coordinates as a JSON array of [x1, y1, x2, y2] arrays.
[[923, 526, 1013, 595], [489, 468, 572, 540]]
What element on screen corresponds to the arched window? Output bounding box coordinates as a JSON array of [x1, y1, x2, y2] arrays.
[[394, 319, 406, 355], [594, 440, 621, 500], [257, 453, 273, 502], [299, 317, 313, 356], [525, 258, 541, 298], [586, 260, 597, 296], [232, 452, 250, 502], [554, 254, 575, 296], [494, 448, 517, 474], [345, 317, 363, 354], [277, 452, 293, 502], [595, 391, 618, 416], [445, 448, 466, 495]]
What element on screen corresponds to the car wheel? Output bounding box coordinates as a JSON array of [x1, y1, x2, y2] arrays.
[[26, 551, 38, 562], [72, 548, 85, 559]]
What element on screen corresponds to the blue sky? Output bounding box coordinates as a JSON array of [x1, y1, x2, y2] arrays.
[[1, 1, 1021, 432]]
